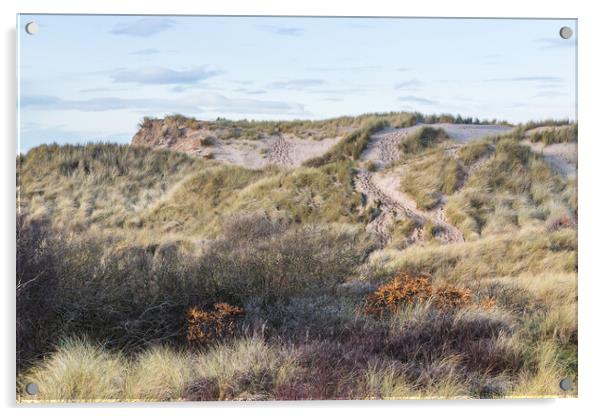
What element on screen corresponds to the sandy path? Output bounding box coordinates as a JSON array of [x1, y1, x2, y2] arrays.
[[355, 123, 509, 245], [361, 126, 419, 167], [267, 135, 294, 166], [355, 170, 418, 247], [356, 122, 498, 245], [355, 169, 464, 246]]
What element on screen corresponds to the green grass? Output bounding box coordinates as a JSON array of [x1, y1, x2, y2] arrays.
[[457, 140, 494, 165], [143, 164, 271, 235]]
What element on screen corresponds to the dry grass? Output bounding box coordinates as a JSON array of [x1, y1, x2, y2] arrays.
[[399, 150, 465, 210], [18, 337, 126, 402], [124, 346, 194, 401], [16, 117, 577, 401], [185, 337, 297, 401], [398, 126, 450, 155], [445, 138, 573, 239], [18, 143, 207, 235]]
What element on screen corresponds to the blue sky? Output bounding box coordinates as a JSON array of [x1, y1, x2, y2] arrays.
[[17, 15, 576, 152]]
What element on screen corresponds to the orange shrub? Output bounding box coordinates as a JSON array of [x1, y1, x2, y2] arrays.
[[364, 272, 433, 316], [186, 302, 244, 344], [481, 297, 496, 311], [433, 285, 472, 309], [364, 272, 473, 316]]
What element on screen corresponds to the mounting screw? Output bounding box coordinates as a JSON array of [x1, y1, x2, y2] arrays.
[[559, 378, 574, 391], [25, 383, 38, 395], [559, 26, 573, 40], [25, 22, 39, 35]]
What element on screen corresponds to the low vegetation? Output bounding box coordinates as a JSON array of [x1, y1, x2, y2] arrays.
[[303, 118, 389, 167], [445, 138, 574, 239], [17, 114, 577, 401], [528, 125, 577, 145], [398, 126, 450, 155], [399, 151, 465, 210]]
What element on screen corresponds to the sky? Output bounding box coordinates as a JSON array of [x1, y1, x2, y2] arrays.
[[17, 15, 577, 152]]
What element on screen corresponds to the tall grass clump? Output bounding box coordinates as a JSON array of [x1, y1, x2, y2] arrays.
[[124, 346, 194, 401], [398, 126, 449, 155], [18, 337, 126, 402], [185, 337, 297, 401], [458, 140, 494, 165]]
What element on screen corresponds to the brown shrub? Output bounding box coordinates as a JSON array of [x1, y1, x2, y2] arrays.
[[364, 273, 433, 316], [434, 285, 472, 309], [481, 297, 497, 311], [364, 272, 472, 316], [186, 303, 244, 345]]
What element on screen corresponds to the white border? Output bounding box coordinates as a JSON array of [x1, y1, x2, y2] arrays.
[[2, 1, 600, 415]]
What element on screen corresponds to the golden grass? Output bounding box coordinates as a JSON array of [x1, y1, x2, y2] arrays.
[[189, 338, 298, 400], [124, 346, 194, 401], [366, 227, 576, 284], [511, 342, 571, 397], [363, 359, 469, 399], [18, 337, 125, 402], [445, 138, 572, 239], [399, 151, 464, 210], [19, 337, 295, 402]]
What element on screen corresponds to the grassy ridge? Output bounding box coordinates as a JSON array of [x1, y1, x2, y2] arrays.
[[18, 143, 207, 233], [144, 160, 365, 236], [142, 111, 505, 143]]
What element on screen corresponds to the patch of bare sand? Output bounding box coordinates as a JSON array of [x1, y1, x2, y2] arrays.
[[194, 134, 341, 169]]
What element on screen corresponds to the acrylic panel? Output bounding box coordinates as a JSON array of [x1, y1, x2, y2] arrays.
[[16, 14, 577, 402]]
